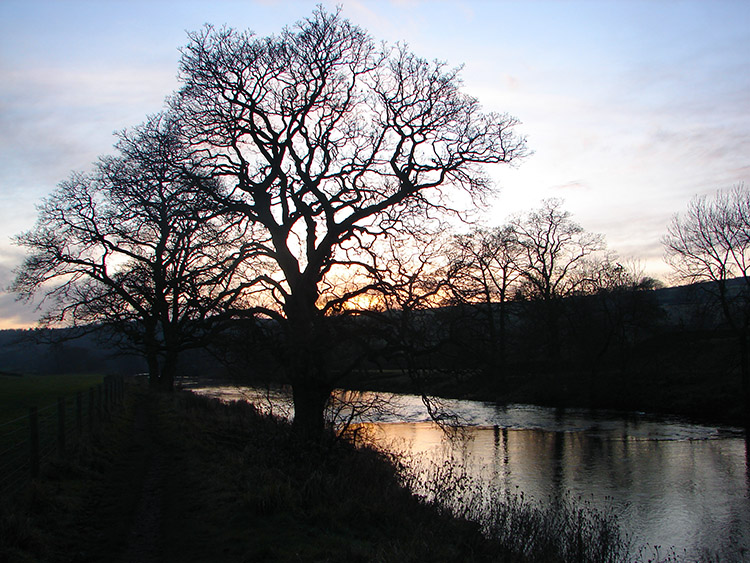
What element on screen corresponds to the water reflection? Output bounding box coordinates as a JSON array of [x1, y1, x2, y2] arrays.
[[192, 385, 748, 559], [372, 421, 749, 559]]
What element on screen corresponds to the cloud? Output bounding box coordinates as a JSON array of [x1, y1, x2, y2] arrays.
[[0, 255, 42, 329], [0, 59, 180, 274], [550, 181, 591, 193], [0, 292, 39, 330]]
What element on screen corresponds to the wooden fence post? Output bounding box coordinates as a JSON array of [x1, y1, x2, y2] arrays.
[[76, 391, 83, 435], [57, 397, 65, 457], [29, 406, 39, 478], [88, 386, 94, 434], [103, 377, 108, 411]]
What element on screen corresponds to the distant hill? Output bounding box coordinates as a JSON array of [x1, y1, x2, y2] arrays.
[[2, 277, 745, 377], [652, 276, 747, 327], [0, 328, 144, 376]]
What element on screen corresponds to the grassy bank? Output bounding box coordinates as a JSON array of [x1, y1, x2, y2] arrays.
[[5, 381, 734, 562], [1, 384, 517, 563]]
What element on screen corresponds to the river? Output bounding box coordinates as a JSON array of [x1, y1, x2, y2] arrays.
[[191, 384, 749, 560]]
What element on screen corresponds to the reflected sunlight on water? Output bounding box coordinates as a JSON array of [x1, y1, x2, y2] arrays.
[[192, 384, 749, 559]]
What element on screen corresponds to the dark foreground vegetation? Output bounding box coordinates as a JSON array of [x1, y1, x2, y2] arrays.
[[1, 383, 514, 563], [3, 380, 741, 563]]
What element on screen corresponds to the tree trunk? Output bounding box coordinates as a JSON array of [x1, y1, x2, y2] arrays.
[[291, 378, 330, 441], [545, 299, 562, 362], [287, 335, 331, 440], [144, 324, 161, 390], [159, 348, 178, 392], [497, 296, 508, 386], [284, 293, 332, 442], [484, 297, 500, 383], [146, 351, 160, 390], [740, 330, 750, 429]]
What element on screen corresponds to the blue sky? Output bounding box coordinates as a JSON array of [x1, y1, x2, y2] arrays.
[[1, 0, 748, 328]]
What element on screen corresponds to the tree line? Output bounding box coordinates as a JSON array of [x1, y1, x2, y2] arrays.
[[10, 8, 749, 437]]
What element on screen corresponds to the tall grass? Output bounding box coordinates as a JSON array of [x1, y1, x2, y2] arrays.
[[389, 448, 629, 563], [387, 445, 743, 563]]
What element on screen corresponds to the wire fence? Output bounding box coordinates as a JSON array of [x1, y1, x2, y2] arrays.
[[0, 374, 126, 498]]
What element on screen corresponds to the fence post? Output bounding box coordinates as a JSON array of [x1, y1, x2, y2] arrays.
[[29, 406, 39, 478], [103, 376, 108, 411], [57, 397, 65, 457], [88, 386, 94, 434], [76, 391, 83, 435]]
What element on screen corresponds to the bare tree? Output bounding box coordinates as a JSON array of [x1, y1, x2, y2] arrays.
[[449, 225, 524, 380], [663, 184, 750, 423], [512, 199, 605, 361], [171, 8, 527, 438], [11, 114, 252, 390], [358, 234, 469, 428], [566, 256, 662, 393]]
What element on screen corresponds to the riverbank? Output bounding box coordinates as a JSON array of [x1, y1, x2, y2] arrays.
[[450, 365, 747, 429], [340, 362, 748, 429], [0, 383, 516, 563], [6, 380, 740, 562]]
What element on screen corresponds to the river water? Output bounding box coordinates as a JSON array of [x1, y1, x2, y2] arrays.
[[192, 385, 749, 560]]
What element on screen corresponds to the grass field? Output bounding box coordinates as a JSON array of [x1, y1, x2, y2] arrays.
[[0, 374, 105, 424]]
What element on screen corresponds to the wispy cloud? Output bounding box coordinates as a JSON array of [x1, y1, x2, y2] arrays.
[[0, 254, 41, 329], [0, 0, 748, 326]]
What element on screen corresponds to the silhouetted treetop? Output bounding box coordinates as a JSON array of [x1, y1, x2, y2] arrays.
[[171, 7, 527, 438], [174, 9, 525, 243], [663, 183, 750, 424], [11, 114, 252, 390]]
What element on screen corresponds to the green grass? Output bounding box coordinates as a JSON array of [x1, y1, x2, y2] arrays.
[[0, 374, 105, 424]]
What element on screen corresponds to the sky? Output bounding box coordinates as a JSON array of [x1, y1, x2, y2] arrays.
[[0, 0, 748, 329]]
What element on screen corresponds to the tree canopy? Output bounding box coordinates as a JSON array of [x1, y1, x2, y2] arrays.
[[12, 115, 252, 389], [171, 8, 527, 436], [663, 184, 750, 422], [11, 8, 527, 437]]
